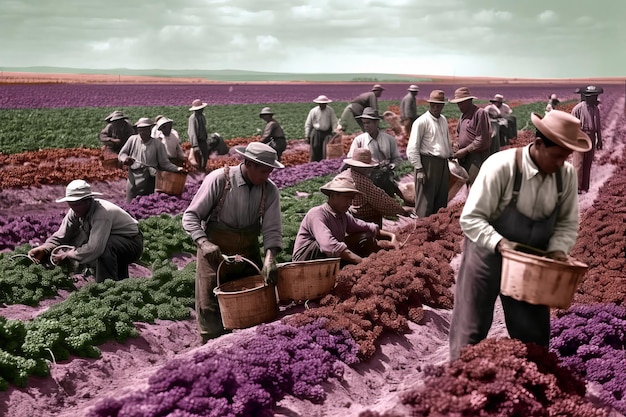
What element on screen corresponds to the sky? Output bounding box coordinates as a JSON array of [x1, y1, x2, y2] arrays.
[[1, 0, 625, 78]]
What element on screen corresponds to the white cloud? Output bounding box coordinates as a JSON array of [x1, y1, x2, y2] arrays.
[[230, 34, 248, 48], [291, 5, 323, 19], [538, 10, 557, 23], [256, 35, 279, 51], [217, 6, 275, 26], [473, 9, 513, 23]]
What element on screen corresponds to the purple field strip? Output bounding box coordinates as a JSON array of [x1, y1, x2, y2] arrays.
[[0, 82, 619, 109]]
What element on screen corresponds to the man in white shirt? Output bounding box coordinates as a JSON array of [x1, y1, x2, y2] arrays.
[[304, 95, 338, 162], [154, 117, 185, 164], [485, 94, 516, 147], [449, 110, 591, 361], [407, 90, 452, 217]]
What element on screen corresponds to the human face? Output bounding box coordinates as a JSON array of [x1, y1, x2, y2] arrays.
[[138, 126, 152, 141], [456, 99, 473, 114], [243, 160, 274, 185], [362, 118, 379, 136], [428, 102, 445, 118], [67, 198, 92, 218], [373, 89, 383, 98], [530, 139, 573, 175], [159, 123, 172, 136], [585, 94, 599, 106], [328, 192, 357, 213]]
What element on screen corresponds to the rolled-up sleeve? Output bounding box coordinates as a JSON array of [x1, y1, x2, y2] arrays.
[[182, 170, 224, 242]]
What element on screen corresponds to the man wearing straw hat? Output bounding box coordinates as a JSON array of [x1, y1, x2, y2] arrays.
[[449, 110, 591, 361], [28, 179, 143, 283], [571, 85, 603, 193], [99, 110, 135, 154], [400, 85, 419, 139], [292, 175, 398, 266], [485, 93, 517, 146], [259, 107, 287, 161], [154, 117, 186, 164], [182, 142, 284, 342], [407, 90, 453, 217], [304, 95, 339, 162], [188, 98, 222, 172], [118, 117, 184, 203], [338, 84, 384, 132]]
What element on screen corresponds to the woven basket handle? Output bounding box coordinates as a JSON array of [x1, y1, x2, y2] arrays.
[[216, 255, 263, 287]]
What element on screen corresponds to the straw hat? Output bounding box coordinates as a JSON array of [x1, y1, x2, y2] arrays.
[[531, 110, 592, 152], [427, 90, 446, 104], [156, 117, 173, 130], [320, 175, 362, 196], [189, 99, 208, 111], [407, 85, 420, 92], [313, 95, 332, 104], [343, 148, 379, 168], [134, 117, 155, 128], [489, 94, 505, 103], [259, 107, 274, 116], [449, 87, 477, 103], [581, 85, 604, 95], [355, 107, 381, 120], [56, 180, 102, 203], [371, 84, 384, 91], [105, 110, 128, 122], [235, 142, 285, 169]]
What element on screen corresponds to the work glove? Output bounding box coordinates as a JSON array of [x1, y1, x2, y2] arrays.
[[415, 170, 426, 185], [596, 138, 603, 150], [547, 251, 568, 262], [261, 258, 278, 286], [28, 246, 49, 264], [198, 239, 222, 265], [496, 238, 514, 254]]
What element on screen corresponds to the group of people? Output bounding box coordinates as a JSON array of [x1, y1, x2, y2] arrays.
[[29, 83, 602, 358]]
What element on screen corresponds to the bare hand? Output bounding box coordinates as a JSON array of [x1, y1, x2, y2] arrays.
[[198, 239, 222, 265], [497, 238, 514, 254], [28, 247, 49, 264], [415, 171, 426, 185], [261, 258, 278, 285], [547, 251, 568, 262], [51, 251, 69, 265]]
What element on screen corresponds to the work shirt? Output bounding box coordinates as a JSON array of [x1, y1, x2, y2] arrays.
[[293, 203, 378, 257], [304, 106, 338, 138], [457, 105, 491, 153], [400, 92, 417, 120], [155, 128, 185, 160], [182, 164, 283, 251], [484, 103, 512, 118], [188, 112, 208, 149], [348, 130, 402, 166], [572, 102, 602, 137], [407, 111, 452, 170], [351, 92, 378, 115], [460, 145, 579, 253], [99, 120, 135, 153], [342, 169, 404, 219], [41, 199, 139, 264], [118, 135, 180, 175], [260, 119, 286, 143]]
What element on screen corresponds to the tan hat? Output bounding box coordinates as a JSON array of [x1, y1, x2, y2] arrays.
[[313, 95, 332, 104], [189, 99, 208, 111], [371, 84, 384, 91], [134, 117, 155, 128], [531, 110, 592, 152], [407, 85, 420, 92], [355, 107, 381, 120], [235, 142, 285, 169], [343, 148, 379, 168], [105, 110, 128, 122], [449, 87, 477, 103], [259, 107, 274, 116], [320, 175, 362, 196], [489, 94, 504, 103], [427, 90, 446, 104], [56, 179, 103, 203], [156, 117, 173, 130]]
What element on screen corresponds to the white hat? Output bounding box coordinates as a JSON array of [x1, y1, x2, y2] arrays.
[[56, 180, 102, 203], [156, 117, 173, 129], [313, 95, 333, 104], [189, 99, 208, 111]]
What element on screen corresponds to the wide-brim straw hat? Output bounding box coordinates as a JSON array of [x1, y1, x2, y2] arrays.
[[259, 107, 274, 116], [582, 85, 604, 95], [489, 94, 505, 103], [371, 84, 385, 91], [355, 107, 381, 120], [427, 90, 446, 104], [134, 117, 155, 128], [156, 117, 173, 130], [531, 110, 592, 152], [106, 110, 128, 122], [189, 99, 208, 111], [343, 148, 379, 168], [56, 179, 102, 203], [407, 84, 419, 92], [313, 95, 332, 104], [235, 142, 284, 169], [320, 175, 362, 196], [449, 87, 477, 103]]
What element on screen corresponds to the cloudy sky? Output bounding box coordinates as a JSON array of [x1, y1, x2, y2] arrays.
[[1, 0, 624, 78]]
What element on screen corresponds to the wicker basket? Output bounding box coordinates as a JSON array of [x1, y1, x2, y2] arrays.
[[155, 171, 187, 196], [447, 159, 469, 202], [276, 258, 340, 303], [326, 133, 344, 159], [213, 256, 278, 330], [500, 244, 588, 309]]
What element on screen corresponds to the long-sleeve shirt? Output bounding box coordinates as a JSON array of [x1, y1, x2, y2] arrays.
[[348, 130, 402, 166], [188, 112, 208, 149], [260, 119, 285, 143], [407, 111, 452, 170], [460, 145, 579, 254], [155, 128, 185, 160], [118, 135, 180, 175], [40, 199, 139, 264], [572, 102, 602, 139], [457, 105, 491, 153], [342, 169, 404, 219], [99, 120, 135, 153], [350, 91, 378, 115], [293, 203, 378, 257], [484, 103, 512, 118], [182, 164, 282, 251], [400, 92, 417, 120], [304, 106, 338, 138]]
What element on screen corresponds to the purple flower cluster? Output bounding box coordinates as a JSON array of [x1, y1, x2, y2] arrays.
[[88, 319, 359, 417], [551, 303, 626, 414], [0, 214, 63, 250]]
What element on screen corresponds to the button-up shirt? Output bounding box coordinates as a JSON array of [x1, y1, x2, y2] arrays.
[[188, 111, 208, 148], [118, 135, 180, 175], [460, 145, 579, 253], [348, 130, 402, 166], [457, 105, 491, 153], [155, 128, 185, 160], [304, 106, 338, 138], [400, 92, 417, 120], [260, 119, 285, 143], [572, 102, 602, 139], [407, 111, 452, 170]]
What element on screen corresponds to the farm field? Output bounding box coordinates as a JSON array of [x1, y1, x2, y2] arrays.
[[0, 79, 625, 417]]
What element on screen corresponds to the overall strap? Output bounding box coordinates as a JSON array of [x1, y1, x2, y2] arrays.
[[213, 165, 231, 222], [258, 182, 266, 219], [511, 147, 523, 204]]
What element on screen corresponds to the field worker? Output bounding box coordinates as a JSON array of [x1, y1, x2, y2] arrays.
[[151, 114, 164, 138], [118, 117, 184, 203], [341, 148, 410, 227], [338, 84, 384, 132], [407, 90, 453, 217], [450, 87, 492, 185], [188, 99, 210, 171], [449, 110, 591, 361], [99, 110, 135, 154], [545, 94, 560, 113], [304, 95, 339, 162], [400, 85, 419, 139], [572, 85, 603, 194], [292, 175, 398, 266], [154, 117, 185, 164], [28, 179, 143, 283], [485, 94, 517, 146], [259, 107, 287, 161], [182, 142, 284, 342]]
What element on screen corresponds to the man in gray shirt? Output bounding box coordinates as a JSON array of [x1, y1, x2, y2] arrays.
[[400, 85, 419, 139]]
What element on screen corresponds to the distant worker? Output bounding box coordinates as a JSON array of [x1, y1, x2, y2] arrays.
[[259, 107, 287, 161], [99, 110, 135, 154], [400, 85, 420, 139], [154, 117, 185, 164], [545, 94, 560, 113], [304, 95, 339, 162], [571, 85, 603, 193], [338, 84, 384, 132], [485, 94, 516, 147]]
